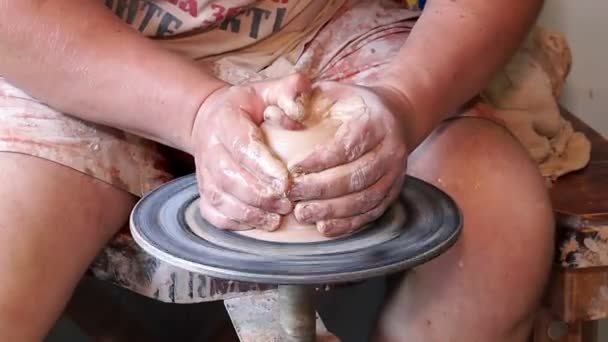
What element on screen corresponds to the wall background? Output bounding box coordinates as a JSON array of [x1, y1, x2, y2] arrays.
[[537, 0, 607, 136]]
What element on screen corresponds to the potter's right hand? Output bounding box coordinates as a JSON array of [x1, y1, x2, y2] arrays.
[[189, 73, 310, 231]]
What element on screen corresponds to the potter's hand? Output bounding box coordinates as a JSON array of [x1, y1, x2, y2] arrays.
[[289, 82, 411, 237], [190, 74, 310, 231]]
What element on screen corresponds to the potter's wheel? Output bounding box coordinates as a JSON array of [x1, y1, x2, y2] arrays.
[[130, 174, 462, 285]]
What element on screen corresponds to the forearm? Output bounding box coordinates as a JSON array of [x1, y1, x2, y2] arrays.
[[382, 0, 543, 147], [0, 0, 225, 152]]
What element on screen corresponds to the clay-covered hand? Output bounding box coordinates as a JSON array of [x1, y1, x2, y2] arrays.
[[289, 82, 411, 237], [189, 74, 310, 231]]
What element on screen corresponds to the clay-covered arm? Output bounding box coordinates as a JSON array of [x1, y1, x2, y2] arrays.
[[381, 0, 544, 148], [0, 0, 226, 152]]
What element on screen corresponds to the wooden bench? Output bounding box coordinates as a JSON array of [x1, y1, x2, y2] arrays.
[[533, 109, 608, 342]]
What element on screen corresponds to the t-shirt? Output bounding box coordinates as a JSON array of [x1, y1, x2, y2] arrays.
[[103, 0, 302, 39], [103, 0, 347, 62], [102, 0, 419, 78], [103, 1, 424, 39]]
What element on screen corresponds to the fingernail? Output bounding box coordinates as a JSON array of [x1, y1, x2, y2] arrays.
[[318, 220, 350, 237], [264, 213, 281, 231], [296, 204, 315, 221], [288, 182, 303, 200], [317, 221, 332, 234], [276, 198, 293, 215]]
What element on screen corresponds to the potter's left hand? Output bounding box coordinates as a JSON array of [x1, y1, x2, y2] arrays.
[[289, 82, 411, 237]]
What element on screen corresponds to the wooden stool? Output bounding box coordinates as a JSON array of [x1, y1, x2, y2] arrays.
[[533, 109, 608, 342]]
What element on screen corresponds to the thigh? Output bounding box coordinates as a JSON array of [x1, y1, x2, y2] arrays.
[[0, 153, 137, 341], [0, 76, 173, 341], [377, 117, 555, 342], [0, 76, 172, 196]]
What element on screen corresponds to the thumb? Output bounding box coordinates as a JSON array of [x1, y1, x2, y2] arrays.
[[263, 105, 306, 130], [253, 72, 312, 123]]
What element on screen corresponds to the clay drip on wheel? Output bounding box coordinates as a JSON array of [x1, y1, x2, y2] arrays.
[[235, 95, 365, 243]]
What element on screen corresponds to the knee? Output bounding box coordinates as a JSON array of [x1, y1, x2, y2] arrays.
[[410, 117, 542, 182], [409, 117, 554, 242], [393, 118, 555, 340]]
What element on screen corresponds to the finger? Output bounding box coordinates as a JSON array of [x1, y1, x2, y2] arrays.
[[216, 106, 289, 193], [201, 181, 282, 231], [293, 166, 404, 223], [204, 143, 292, 214], [263, 105, 305, 130], [199, 196, 253, 231], [288, 110, 385, 174], [316, 176, 404, 237], [254, 73, 311, 122], [290, 140, 406, 201], [197, 170, 252, 231]]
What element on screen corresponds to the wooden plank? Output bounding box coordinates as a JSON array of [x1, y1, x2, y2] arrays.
[[549, 109, 608, 269], [551, 109, 608, 217], [560, 109, 608, 163], [545, 267, 608, 322], [581, 321, 598, 342], [532, 110, 605, 341], [533, 308, 598, 342], [555, 321, 597, 342], [554, 213, 608, 269]]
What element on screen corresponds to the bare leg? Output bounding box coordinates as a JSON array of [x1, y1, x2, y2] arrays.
[[376, 118, 555, 342], [0, 153, 136, 341]]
